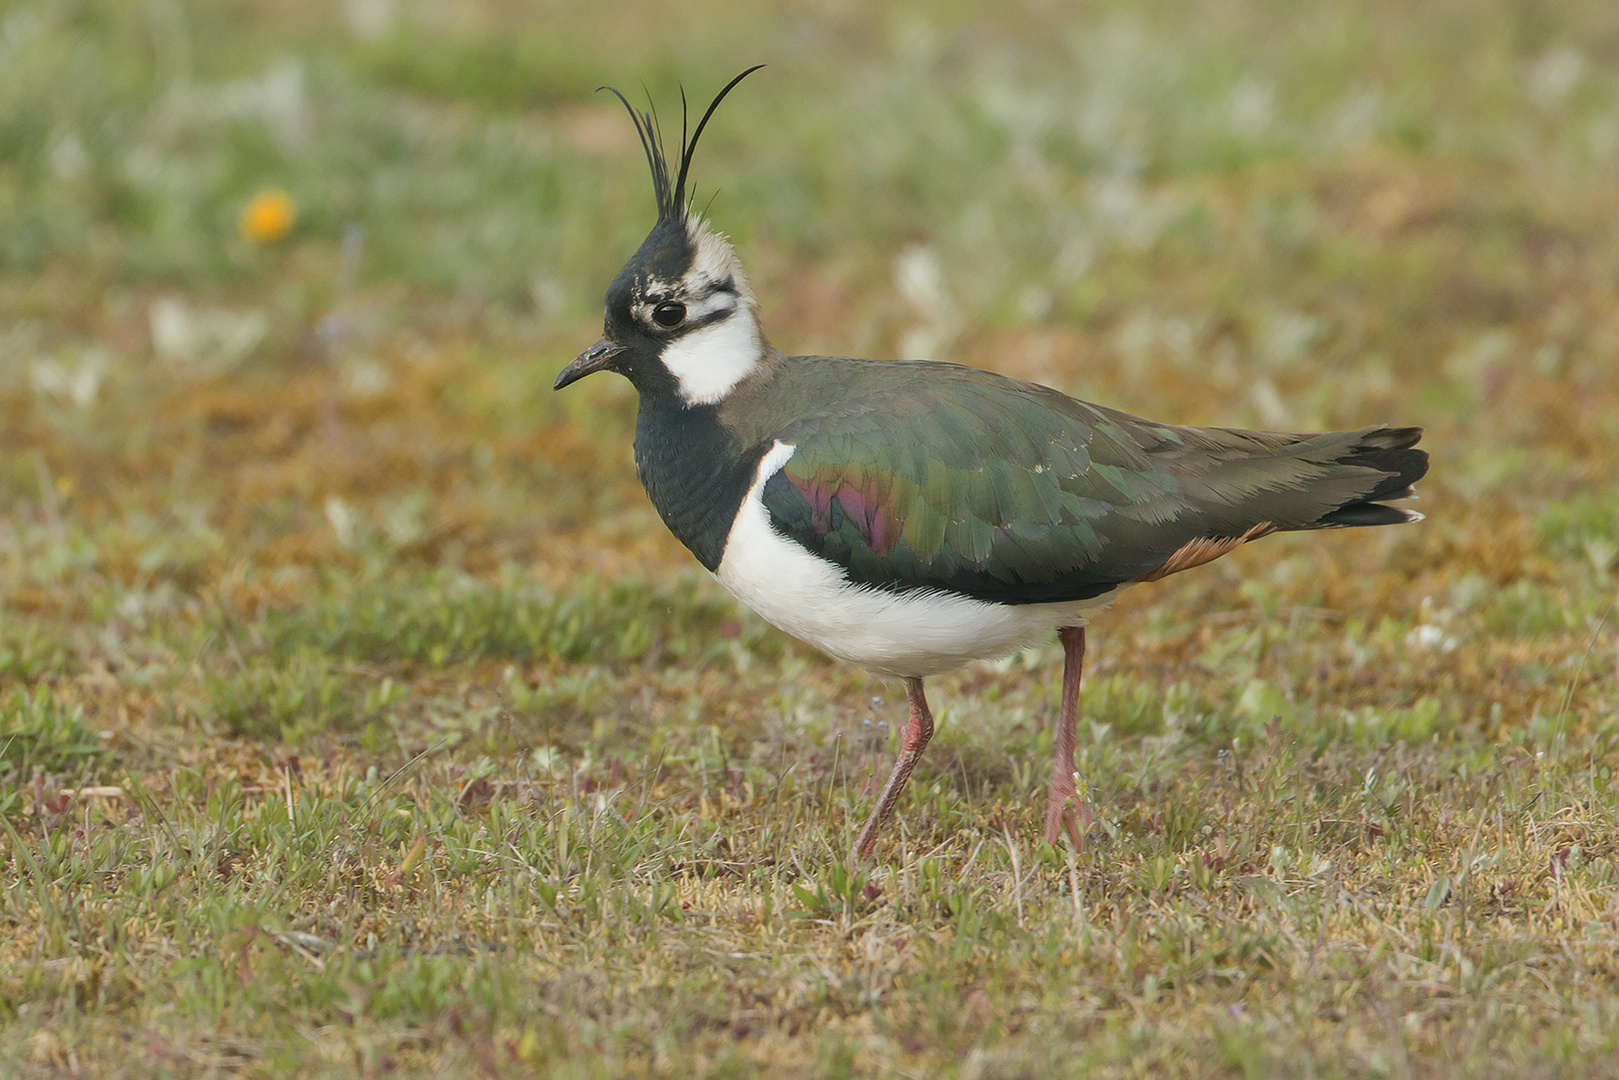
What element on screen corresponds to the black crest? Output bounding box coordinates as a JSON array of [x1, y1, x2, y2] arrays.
[[602, 66, 764, 227]]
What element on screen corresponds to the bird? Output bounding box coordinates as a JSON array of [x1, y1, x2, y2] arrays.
[[554, 69, 1429, 862]]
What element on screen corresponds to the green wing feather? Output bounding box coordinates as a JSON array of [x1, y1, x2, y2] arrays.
[[737, 357, 1426, 604]]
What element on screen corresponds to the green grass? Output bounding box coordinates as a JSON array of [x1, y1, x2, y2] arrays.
[[4, 0, 1619, 1075]]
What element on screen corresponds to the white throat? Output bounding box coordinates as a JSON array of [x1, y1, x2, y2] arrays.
[[660, 304, 764, 406]]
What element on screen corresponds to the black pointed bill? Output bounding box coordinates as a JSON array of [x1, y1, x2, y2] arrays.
[[554, 337, 627, 391]]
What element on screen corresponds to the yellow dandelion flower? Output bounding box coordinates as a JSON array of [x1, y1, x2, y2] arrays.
[[239, 189, 297, 244]]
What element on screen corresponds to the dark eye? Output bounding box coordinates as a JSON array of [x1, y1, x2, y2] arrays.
[[652, 301, 687, 328]]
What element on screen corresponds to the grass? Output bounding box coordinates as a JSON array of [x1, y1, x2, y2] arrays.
[[3, 0, 1619, 1075]]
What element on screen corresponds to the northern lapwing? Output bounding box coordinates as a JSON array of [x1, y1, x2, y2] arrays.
[[554, 69, 1429, 861]]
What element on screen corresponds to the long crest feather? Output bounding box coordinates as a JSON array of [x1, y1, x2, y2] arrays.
[[600, 86, 672, 219], [600, 66, 764, 226]]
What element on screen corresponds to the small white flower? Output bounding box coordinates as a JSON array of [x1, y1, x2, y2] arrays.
[[1405, 624, 1459, 653]]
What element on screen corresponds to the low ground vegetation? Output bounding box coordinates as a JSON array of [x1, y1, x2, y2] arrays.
[[3, 1, 1618, 1075]]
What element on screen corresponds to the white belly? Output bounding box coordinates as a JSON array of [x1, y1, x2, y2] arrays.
[[713, 441, 1121, 678]]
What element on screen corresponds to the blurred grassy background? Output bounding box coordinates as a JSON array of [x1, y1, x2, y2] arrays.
[[3, 0, 1619, 1076]]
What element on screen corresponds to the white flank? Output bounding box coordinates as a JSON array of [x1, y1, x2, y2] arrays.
[[715, 441, 1122, 678], [658, 299, 763, 406]]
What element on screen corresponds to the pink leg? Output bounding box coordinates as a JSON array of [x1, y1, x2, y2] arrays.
[[851, 678, 934, 861], [1045, 626, 1095, 848]]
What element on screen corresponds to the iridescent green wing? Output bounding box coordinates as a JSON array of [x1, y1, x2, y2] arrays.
[[755, 359, 1422, 604]]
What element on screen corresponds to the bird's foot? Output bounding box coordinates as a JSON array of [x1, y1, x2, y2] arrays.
[[1044, 771, 1094, 849]]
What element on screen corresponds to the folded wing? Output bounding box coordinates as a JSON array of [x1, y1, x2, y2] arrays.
[[758, 362, 1427, 605]]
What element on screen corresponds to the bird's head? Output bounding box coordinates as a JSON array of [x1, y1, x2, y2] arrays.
[[555, 67, 767, 407]]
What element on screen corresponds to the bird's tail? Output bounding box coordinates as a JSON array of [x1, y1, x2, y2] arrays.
[[1303, 425, 1428, 528], [1130, 423, 1428, 586]]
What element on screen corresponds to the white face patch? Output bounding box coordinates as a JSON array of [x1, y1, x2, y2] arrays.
[[657, 299, 763, 406], [637, 219, 763, 406]]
